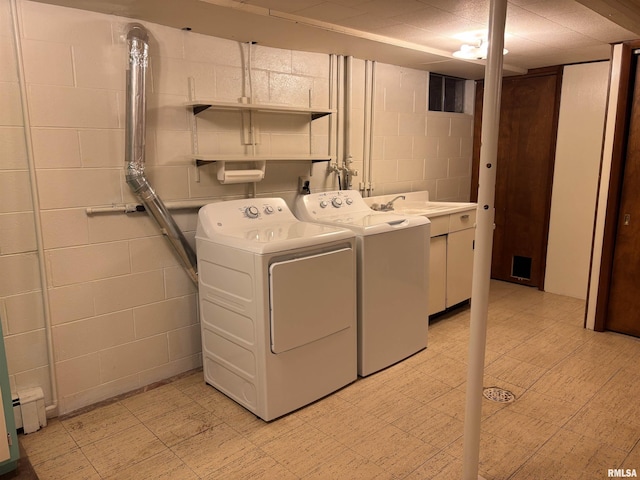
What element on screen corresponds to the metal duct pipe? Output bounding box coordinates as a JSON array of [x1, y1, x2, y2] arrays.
[[125, 24, 198, 285]]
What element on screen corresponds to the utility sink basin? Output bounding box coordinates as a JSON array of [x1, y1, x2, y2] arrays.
[[364, 192, 476, 217]]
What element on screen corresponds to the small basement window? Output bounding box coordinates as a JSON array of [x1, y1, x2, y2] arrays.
[[429, 73, 465, 113]]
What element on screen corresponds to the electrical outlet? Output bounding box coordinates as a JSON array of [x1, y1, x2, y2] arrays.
[[298, 176, 311, 194]]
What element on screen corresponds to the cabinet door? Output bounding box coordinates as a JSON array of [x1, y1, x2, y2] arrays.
[[446, 228, 475, 307], [429, 236, 447, 315]]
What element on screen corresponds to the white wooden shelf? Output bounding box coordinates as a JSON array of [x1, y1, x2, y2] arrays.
[[185, 100, 334, 119], [193, 154, 334, 167]]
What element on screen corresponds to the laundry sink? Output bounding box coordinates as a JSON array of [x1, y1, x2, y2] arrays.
[[364, 192, 476, 217]]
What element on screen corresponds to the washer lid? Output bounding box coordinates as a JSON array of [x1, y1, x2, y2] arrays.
[[196, 198, 354, 254], [294, 191, 429, 236]]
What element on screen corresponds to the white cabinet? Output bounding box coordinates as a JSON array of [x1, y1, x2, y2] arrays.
[[446, 227, 475, 307], [428, 208, 476, 315], [429, 236, 447, 315]]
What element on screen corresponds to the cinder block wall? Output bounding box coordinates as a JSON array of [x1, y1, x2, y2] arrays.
[[0, 0, 473, 415]]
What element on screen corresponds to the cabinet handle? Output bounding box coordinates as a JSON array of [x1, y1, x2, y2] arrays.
[[461, 214, 470, 220]]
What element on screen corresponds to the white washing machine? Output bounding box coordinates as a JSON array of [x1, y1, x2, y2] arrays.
[[294, 190, 430, 377], [196, 198, 357, 421]]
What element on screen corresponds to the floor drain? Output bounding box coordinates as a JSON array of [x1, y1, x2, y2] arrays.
[[483, 387, 515, 403]]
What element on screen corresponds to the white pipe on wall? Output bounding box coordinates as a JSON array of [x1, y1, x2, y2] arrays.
[[344, 55, 354, 189], [368, 61, 377, 191], [362, 60, 371, 195], [10, 0, 59, 417], [462, 0, 507, 478]]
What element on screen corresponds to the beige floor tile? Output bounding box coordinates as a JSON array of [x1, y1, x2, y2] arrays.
[[622, 440, 640, 470], [484, 331, 527, 356], [81, 423, 167, 477], [20, 419, 78, 466], [144, 401, 223, 447], [61, 401, 140, 447], [484, 354, 548, 389], [355, 387, 424, 424], [302, 448, 393, 479], [404, 450, 463, 479], [253, 423, 344, 478], [384, 370, 453, 405], [530, 370, 602, 406], [23, 280, 640, 480], [516, 429, 627, 479], [563, 403, 640, 452], [427, 387, 466, 420], [444, 431, 535, 480], [481, 408, 560, 451], [171, 422, 258, 477], [510, 452, 583, 480], [204, 448, 298, 479], [508, 389, 582, 427], [104, 450, 198, 480], [420, 354, 468, 388], [224, 406, 303, 446], [121, 383, 195, 423], [405, 409, 464, 450], [28, 447, 99, 480], [303, 398, 387, 446], [507, 333, 579, 370], [169, 370, 205, 391], [350, 422, 439, 477], [589, 369, 640, 419]]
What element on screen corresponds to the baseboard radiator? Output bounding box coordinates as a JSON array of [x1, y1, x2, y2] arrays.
[[12, 387, 47, 434]]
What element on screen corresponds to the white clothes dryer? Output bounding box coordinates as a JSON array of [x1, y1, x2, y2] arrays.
[[294, 190, 430, 377], [196, 198, 357, 421]]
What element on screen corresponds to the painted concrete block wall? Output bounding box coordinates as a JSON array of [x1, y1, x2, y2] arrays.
[[2, 0, 473, 415], [0, 0, 53, 408], [370, 63, 474, 200], [545, 61, 609, 300]]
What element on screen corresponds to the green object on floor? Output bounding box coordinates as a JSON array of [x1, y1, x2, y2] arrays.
[[0, 321, 19, 475]]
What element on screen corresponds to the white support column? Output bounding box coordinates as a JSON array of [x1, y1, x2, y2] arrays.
[[462, 0, 507, 478]]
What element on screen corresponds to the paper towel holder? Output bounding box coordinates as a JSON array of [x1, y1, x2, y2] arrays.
[[216, 160, 266, 184]]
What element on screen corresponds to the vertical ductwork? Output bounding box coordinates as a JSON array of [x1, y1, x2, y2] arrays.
[[125, 23, 198, 285]]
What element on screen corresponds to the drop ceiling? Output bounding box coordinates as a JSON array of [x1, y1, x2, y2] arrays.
[[33, 0, 640, 78]]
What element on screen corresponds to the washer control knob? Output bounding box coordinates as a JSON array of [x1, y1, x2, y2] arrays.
[[320, 200, 328, 208], [331, 197, 343, 208], [245, 206, 259, 218], [345, 197, 353, 205], [264, 205, 274, 215]]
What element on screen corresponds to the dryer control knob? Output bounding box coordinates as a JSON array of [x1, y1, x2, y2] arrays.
[[264, 205, 274, 215], [245, 206, 260, 218], [331, 197, 343, 208], [320, 200, 328, 208], [346, 197, 353, 205]]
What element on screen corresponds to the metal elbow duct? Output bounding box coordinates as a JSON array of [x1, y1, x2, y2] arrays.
[[125, 23, 198, 284]]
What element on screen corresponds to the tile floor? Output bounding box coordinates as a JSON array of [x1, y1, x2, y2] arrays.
[[18, 280, 640, 479]]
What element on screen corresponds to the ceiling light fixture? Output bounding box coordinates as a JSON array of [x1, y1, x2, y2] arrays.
[[452, 39, 508, 60]]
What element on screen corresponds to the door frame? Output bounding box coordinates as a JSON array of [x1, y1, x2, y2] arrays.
[[593, 41, 640, 332]]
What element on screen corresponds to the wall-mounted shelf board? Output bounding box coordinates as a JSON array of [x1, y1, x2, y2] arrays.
[[193, 154, 334, 167], [185, 100, 334, 119]]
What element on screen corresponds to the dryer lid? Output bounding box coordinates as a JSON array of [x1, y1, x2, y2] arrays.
[[196, 198, 354, 254]]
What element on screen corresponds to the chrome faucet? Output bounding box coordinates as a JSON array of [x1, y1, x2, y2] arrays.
[[378, 195, 405, 211]]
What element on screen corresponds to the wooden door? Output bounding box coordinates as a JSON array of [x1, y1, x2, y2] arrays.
[[472, 67, 563, 289], [605, 57, 640, 337]]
